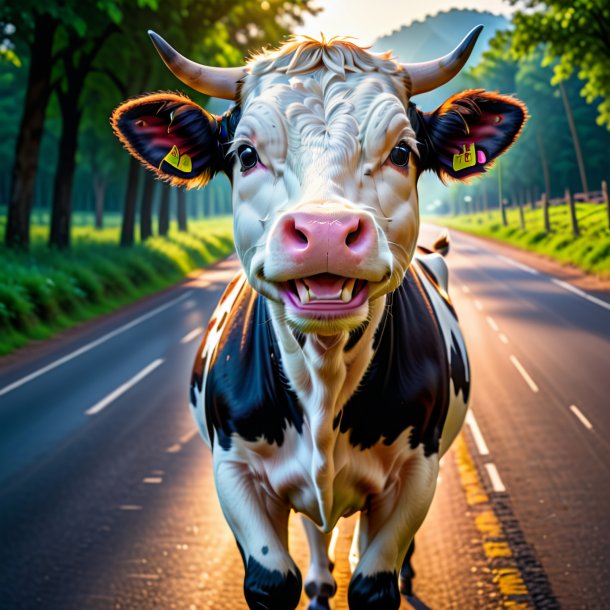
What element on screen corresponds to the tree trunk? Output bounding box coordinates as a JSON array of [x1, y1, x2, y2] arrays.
[[49, 103, 82, 249], [559, 81, 589, 194], [536, 131, 551, 200], [139, 171, 156, 240], [120, 157, 141, 246], [158, 184, 171, 236], [5, 17, 58, 249], [177, 187, 188, 232], [93, 173, 107, 229]]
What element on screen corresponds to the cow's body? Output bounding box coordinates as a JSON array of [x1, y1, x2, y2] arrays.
[[112, 25, 526, 610]]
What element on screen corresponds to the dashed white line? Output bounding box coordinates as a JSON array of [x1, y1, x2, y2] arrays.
[[85, 358, 164, 415], [569, 405, 593, 430], [180, 428, 198, 445], [551, 279, 610, 312], [0, 292, 191, 397], [119, 505, 143, 511], [496, 254, 539, 276], [474, 299, 483, 311], [465, 410, 490, 456], [143, 477, 163, 484], [180, 327, 203, 344], [486, 316, 499, 332], [485, 463, 507, 493], [509, 355, 539, 393], [462, 285, 471, 294], [499, 333, 509, 344]]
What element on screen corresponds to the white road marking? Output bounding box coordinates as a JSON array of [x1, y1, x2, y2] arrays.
[[462, 285, 471, 294], [509, 355, 539, 393], [496, 254, 539, 275], [180, 327, 203, 344], [143, 477, 163, 484], [465, 410, 490, 456], [166, 443, 182, 454], [569, 405, 593, 430], [499, 333, 509, 344], [486, 316, 499, 332], [180, 428, 198, 445], [0, 292, 191, 397], [551, 278, 610, 312], [474, 299, 483, 311], [85, 359, 164, 415], [119, 505, 143, 511], [128, 574, 161, 580], [485, 463, 507, 493]]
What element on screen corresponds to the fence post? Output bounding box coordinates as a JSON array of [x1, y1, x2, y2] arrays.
[[500, 198, 508, 227], [517, 196, 525, 230], [603, 180, 609, 230], [566, 187, 580, 237], [542, 192, 551, 233]]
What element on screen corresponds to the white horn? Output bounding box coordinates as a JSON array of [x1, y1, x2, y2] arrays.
[[403, 25, 483, 96], [148, 30, 245, 100]]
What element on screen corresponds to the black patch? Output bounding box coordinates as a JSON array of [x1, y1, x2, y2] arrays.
[[244, 556, 302, 610], [348, 571, 400, 610], [202, 278, 304, 450], [261, 545, 269, 555], [344, 320, 369, 352], [449, 331, 470, 403], [339, 268, 450, 456], [399, 539, 416, 596]]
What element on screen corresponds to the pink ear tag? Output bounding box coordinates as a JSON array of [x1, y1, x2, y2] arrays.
[[477, 150, 487, 164]]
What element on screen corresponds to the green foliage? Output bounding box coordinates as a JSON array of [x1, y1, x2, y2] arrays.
[[506, 0, 610, 129], [0, 217, 234, 355], [436, 203, 610, 277]]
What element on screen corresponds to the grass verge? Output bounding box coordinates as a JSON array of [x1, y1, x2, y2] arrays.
[[431, 204, 610, 278], [0, 217, 234, 356]]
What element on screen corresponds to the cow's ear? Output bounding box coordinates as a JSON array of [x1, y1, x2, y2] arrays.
[[416, 89, 527, 182], [111, 92, 222, 188]]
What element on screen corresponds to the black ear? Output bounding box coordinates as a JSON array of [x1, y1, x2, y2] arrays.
[[111, 92, 223, 188], [411, 90, 527, 182]]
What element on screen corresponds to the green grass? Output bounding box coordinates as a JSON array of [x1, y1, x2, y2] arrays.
[[431, 203, 610, 277], [0, 217, 234, 356]]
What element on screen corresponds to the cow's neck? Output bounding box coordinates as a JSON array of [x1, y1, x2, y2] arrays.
[[269, 297, 386, 429]]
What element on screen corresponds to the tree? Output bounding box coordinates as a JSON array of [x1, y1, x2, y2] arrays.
[[506, 0, 610, 129]]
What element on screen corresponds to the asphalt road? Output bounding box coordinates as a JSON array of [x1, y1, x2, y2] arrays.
[[0, 228, 608, 610]]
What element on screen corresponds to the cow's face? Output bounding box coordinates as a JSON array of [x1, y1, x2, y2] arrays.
[[112, 32, 526, 335]]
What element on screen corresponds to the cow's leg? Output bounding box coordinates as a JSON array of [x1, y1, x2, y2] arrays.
[[214, 457, 302, 610], [301, 517, 337, 610], [348, 454, 439, 610]]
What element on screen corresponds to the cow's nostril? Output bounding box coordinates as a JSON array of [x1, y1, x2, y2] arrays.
[[295, 229, 308, 245], [345, 221, 362, 248]]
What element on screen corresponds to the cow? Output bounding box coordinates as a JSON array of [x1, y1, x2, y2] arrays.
[[111, 25, 526, 610]]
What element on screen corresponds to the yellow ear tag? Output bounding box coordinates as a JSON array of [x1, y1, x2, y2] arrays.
[[161, 145, 192, 173], [452, 143, 477, 172]]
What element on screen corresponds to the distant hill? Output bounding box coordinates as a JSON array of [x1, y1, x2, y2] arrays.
[[373, 9, 510, 111]]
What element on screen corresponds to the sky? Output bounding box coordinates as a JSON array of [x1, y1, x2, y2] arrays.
[[294, 0, 514, 45]]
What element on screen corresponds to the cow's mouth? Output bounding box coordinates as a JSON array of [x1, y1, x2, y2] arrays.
[[280, 273, 369, 317]]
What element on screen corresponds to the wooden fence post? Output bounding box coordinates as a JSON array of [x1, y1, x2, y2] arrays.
[[542, 192, 551, 233], [603, 180, 609, 230], [517, 196, 525, 230], [566, 187, 579, 237]]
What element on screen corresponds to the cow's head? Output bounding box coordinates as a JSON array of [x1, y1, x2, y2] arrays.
[[112, 27, 526, 335]]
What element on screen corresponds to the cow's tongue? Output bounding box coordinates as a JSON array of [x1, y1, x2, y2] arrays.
[[294, 274, 356, 304]]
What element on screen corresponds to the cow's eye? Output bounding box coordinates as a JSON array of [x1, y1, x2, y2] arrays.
[[389, 143, 410, 167], [238, 145, 259, 172]]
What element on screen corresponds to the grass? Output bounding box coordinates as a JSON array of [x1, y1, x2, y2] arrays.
[[431, 203, 610, 278], [0, 217, 234, 356]]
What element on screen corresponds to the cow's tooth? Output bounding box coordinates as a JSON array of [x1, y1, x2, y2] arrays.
[[341, 278, 356, 303], [296, 280, 310, 304]]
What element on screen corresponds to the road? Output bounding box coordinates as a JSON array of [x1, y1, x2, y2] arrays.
[[0, 228, 608, 609]]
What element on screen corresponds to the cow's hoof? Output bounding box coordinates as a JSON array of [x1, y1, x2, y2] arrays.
[[305, 580, 337, 599], [307, 596, 331, 610], [399, 563, 414, 596], [348, 571, 400, 610], [244, 557, 302, 610]]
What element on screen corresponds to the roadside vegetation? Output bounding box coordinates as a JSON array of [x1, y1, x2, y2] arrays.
[[0, 216, 233, 355], [434, 203, 610, 277]]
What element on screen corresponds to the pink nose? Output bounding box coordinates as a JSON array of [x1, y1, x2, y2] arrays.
[[279, 211, 377, 266]]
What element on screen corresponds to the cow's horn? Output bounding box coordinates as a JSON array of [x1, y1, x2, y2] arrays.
[[403, 25, 483, 96], [148, 30, 244, 100]]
